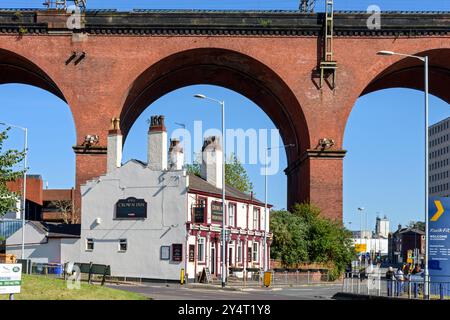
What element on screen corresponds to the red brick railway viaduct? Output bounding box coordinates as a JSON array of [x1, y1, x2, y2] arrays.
[[0, 9, 449, 221]]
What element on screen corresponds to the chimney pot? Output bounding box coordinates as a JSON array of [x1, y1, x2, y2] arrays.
[[107, 117, 123, 173], [201, 136, 223, 189], [148, 115, 168, 170], [149, 115, 166, 133], [169, 138, 184, 170]]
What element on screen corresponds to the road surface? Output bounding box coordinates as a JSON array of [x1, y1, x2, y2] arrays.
[[107, 283, 342, 300]]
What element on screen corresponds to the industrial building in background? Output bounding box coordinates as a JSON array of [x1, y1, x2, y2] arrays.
[[351, 215, 390, 262], [429, 117, 450, 197]]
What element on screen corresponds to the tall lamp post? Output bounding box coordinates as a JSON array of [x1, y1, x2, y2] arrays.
[[0, 122, 28, 260], [358, 207, 364, 264], [377, 50, 429, 299], [264, 143, 295, 271], [194, 94, 227, 288]]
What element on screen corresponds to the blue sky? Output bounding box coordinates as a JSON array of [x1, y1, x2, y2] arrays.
[[1, 0, 449, 232], [1, 0, 450, 11]]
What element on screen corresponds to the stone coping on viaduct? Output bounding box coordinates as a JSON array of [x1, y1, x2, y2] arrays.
[[0, 9, 449, 36]]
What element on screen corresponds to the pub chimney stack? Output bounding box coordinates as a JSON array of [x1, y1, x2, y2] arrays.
[[148, 115, 168, 171], [169, 138, 184, 170], [201, 136, 223, 189], [107, 118, 123, 173]]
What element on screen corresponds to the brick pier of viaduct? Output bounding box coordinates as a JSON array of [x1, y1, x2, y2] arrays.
[[0, 9, 449, 220]]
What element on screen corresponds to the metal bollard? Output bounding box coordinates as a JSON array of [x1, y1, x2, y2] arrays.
[[377, 276, 381, 296], [357, 273, 361, 294], [408, 281, 412, 299], [440, 283, 445, 300]]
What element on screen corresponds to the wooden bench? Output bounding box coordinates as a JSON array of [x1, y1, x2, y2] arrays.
[[64, 262, 111, 286]]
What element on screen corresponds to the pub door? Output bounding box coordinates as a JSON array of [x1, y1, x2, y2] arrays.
[[211, 244, 216, 275]]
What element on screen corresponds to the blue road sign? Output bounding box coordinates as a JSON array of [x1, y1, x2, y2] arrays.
[[429, 197, 450, 281]]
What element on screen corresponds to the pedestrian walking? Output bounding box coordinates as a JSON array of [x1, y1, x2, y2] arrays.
[[386, 266, 395, 296], [395, 268, 405, 296]]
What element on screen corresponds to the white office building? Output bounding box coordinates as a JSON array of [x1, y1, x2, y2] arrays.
[[375, 216, 390, 239], [429, 117, 450, 197]]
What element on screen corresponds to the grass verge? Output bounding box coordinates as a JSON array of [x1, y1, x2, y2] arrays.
[[0, 274, 149, 300]]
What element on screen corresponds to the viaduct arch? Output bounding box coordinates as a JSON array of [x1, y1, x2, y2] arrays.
[[0, 9, 448, 221]]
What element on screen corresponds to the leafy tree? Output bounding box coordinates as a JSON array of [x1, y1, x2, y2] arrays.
[[225, 154, 253, 194], [50, 199, 80, 225], [186, 162, 201, 177], [293, 203, 355, 280], [270, 210, 308, 266], [186, 153, 254, 194], [270, 203, 355, 280], [0, 128, 26, 217], [408, 221, 425, 232]]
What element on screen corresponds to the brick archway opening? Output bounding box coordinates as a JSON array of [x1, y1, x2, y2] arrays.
[[0, 48, 66, 102], [0, 48, 76, 222], [121, 48, 310, 208], [362, 49, 450, 104], [342, 48, 450, 229]]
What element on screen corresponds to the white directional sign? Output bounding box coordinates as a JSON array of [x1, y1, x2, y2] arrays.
[[0, 264, 22, 295]]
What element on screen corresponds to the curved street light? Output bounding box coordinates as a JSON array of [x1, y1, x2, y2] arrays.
[[194, 94, 227, 288], [377, 50, 429, 299]]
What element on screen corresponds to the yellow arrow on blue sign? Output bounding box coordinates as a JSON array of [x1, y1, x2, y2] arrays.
[[431, 200, 445, 222]]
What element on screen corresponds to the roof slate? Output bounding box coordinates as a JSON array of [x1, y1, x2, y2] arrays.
[[29, 221, 81, 238], [188, 174, 265, 206]]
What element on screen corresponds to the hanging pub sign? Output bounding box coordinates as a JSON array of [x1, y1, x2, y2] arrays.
[[172, 244, 183, 262], [115, 197, 147, 219], [211, 201, 223, 223], [194, 206, 206, 223], [189, 245, 195, 262]]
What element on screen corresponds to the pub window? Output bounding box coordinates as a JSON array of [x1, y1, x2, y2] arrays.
[[198, 237, 205, 262], [86, 238, 94, 251], [228, 203, 236, 227], [119, 239, 127, 252], [253, 208, 260, 230], [252, 242, 259, 262]]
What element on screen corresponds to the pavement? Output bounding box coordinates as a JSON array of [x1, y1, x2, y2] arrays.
[[106, 282, 343, 300]]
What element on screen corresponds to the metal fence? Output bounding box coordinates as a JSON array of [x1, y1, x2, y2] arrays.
[[224, 269, 331, 287], [342, 272, 450, 300], [19, 261, 108, 283], [0, 219, 22, 239]]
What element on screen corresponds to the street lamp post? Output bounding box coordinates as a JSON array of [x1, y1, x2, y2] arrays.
[[0, 122, 28, 260], [194, 94, 227, 288], [264, 143, 295, 272], [377, 50, 429, 299], [358, 207, 364, 264]]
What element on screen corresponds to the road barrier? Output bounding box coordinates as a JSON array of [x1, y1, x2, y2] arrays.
[[225, 268, 331, 287], [342, 271, 450, 300]]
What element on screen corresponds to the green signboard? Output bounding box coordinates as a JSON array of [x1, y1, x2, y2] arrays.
[[211, 201, 223, 223], [0, 264, 22, 295]]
